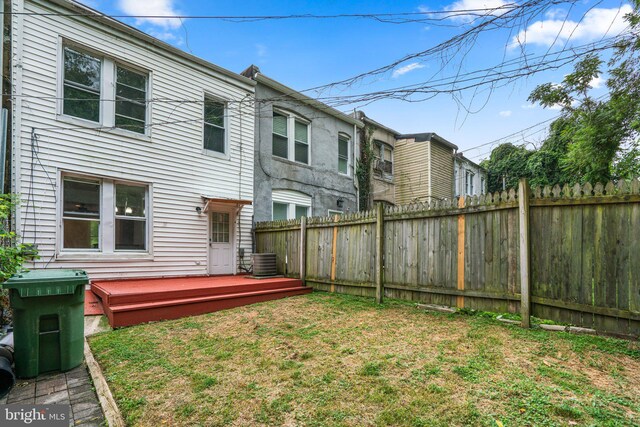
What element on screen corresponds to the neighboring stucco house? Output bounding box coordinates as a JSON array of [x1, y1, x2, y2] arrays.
[[241, 65, 363, 222], [9, 0, 256, 279], [354, 111, 398, 209], [454, 153, 487, 197], [394, 133, 458, 205]]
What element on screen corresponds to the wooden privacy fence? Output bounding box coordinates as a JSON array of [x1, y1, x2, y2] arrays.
[[255, 179, 640, 338]]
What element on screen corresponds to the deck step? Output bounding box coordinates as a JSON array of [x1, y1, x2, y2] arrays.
[[103, 286, 311, 328], [91, 275, 311, 328], [92, 278, 302, 306]]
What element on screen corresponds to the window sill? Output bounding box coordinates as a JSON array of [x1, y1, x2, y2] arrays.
[[272, 156, 312, 169], [202, 148, 230, 160], [56, 252, 154, 262], [373, 175, 394, 184], [56, 114, 152, 142]]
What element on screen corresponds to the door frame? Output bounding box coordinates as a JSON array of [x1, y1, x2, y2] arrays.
[[206, 204, 237, 275]]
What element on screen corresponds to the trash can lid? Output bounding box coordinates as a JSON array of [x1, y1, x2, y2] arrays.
[[3, 270, 88, 297]]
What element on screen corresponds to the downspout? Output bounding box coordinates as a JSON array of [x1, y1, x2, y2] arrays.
[[427, 139, 432, 201], [353, 114, 359, 211]]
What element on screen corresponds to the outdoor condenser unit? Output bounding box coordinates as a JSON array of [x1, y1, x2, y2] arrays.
[[252, 253, 277, 277]]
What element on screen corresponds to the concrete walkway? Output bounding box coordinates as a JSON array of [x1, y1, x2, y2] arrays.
[[0, 315, 111, 426]]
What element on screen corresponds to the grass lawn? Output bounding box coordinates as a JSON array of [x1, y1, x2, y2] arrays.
[[88, 293, 640, 426]]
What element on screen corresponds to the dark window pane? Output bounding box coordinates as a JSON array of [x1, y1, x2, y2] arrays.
[[295, 142, 308, 164], [338, 158, 348, 174], [114, 115, 145, 134], [116, 67, 146, 90], [63, 85, 100, 122], [115, 184, 145, 217], [295, 121, 308, 143], [64, 47, 101, 90], [115, 219, 146, 250], [273, 113, 287, 136], [204, 124, 225, 153], [63, 178, 100, 218], [63, 219, 99, 249], [295, 205, 308, 219], [116, 84, 146, 102], [273, 134, 288, 158], [272, 203, 288, 220], [115, 99, 146, 121], [115, 66, 147, 133], [204, 100, 225, 127], [338, 138, 349, 157]]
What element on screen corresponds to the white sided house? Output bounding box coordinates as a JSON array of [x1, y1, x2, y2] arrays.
[[10, 0, 256, 279]]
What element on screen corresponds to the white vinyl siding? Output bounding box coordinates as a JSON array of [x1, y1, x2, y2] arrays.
[[12, 0, 255, 279]]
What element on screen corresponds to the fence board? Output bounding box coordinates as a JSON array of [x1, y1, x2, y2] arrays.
[[256, 179, 640, 338]]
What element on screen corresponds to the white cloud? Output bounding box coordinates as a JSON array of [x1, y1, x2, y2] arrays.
[[544, 8, 567, 20], [256, 44, 268, 58], [589, 76, 604, 89], [117, 0, 182, 30], [421, 0, 512, 23], [521, 103, 537, 110], [511, 4, 632, 48], [148, 30, 183, 45], [392, 62, 426, 78], [499, 110, 512, 117]]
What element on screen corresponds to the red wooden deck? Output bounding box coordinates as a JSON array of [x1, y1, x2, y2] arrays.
[[91, 275, 311, 328]]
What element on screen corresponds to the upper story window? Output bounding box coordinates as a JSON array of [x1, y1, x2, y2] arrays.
[[63, 47, 101, 122], [272, 110, 310, 165], [374, 141, 393, 178], [465, 170, 475, 195], [62, 174, 149, 253], [480, 177, 486, 195], [203, 98, 226, 154], [338, 134, 350, 175], [115, 66, 148, 134], [61, 44, 149, 135]]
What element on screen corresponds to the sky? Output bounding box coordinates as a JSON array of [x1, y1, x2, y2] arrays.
[[79, 0, 633, 163]]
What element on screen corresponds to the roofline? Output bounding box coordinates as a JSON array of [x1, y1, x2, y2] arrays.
[[455, 154, 486, 171], [43, 0, 256, 90], [399, 132, 458, 150], [357, 112, 400, 136], [255, 74, 364, 128]]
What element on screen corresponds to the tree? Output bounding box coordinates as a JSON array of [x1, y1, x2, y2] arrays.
[[527, 3, 640, 184], [480, 143, 532, 193]]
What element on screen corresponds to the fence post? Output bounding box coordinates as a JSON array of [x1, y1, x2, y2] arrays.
[[518, 178, 531, 328], [457, 196, 466, 308], [300, 216, 307, 286], [376, 203, 384, 304]]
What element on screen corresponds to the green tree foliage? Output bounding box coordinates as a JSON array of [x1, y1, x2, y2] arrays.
[[484, 3, 640, 188], [1, 194, 38, 326]]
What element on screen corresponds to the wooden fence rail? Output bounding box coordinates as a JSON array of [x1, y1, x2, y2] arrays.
[[255, 178, 640, 338]]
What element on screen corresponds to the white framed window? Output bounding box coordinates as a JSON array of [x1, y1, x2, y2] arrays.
[[114, 65, 148, 134], [61, 173, 150, 253], [60, 42, 150, 135], [272, 190, 311, 220], [272, 109, 310, 165], [374, 141, 393, 178], [203, 97, 226, 154], [480, 177, 486, 195], [465, 170, 475, 195], [338, 134, 350, 175]]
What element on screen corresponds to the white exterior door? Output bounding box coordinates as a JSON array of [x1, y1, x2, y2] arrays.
[[209, 211, 235, 275]]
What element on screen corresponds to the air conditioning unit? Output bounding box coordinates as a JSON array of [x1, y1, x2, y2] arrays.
[[373, 159, 385, 171], [252, 253, 277, 277]]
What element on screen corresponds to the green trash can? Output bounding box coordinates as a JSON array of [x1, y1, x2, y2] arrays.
[[3, 270, 88, 378]]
